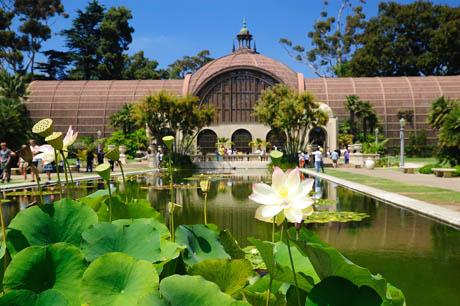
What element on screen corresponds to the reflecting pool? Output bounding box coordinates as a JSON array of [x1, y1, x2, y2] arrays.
[[2, 169, 460, 306]]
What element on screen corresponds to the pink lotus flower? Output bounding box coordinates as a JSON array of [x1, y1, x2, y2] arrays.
[[249, 167, 314, 223], [35, 126, 79, 164]]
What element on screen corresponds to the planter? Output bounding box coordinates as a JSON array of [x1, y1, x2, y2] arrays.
[[354, 143, 362, 153], [365, 157, 375, 170], [348, 144, 354, 152], [107, 144, 115, 151]]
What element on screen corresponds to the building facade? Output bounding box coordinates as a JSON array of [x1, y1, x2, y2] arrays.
[[25, 22, 460, 152]]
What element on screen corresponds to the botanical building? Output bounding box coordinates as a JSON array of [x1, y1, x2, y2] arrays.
[[25, 22, 460, 152]]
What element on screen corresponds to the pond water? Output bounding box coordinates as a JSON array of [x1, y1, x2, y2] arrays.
[[2, 169, 460, 306]]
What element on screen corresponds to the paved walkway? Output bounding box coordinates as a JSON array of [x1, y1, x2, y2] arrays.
[[331, 166, 460, 192]]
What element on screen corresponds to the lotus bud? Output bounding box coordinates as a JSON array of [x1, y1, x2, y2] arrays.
[[200, 180, 211, 193], [96, 163, 111, 181], [105, 147, 120, 161], [45, 132, 63, 150], [17, 145, 33, 163], [162, 136, 174, 149], [32, 118, 54, 137], [270, 150, 283, 166]]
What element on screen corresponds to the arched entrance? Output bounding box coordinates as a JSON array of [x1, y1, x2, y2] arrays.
[[232, 129, 252, 153], [266, 129, 286, 151], [197, 129, 217, 153], [308, 127, 327, 148]]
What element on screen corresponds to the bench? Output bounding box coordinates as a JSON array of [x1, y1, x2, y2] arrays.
[[431, 168, 456, 178], [134, 157, 144, 162], [403, 167, 416, 174]]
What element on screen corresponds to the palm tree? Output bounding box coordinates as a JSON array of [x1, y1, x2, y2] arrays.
[[345, 95, 360, 139], [356, 101, 378, 140], [248, 138, 271, 151], [216, 137, 233, 149], [109, 104, 137, 134], [0, 70, 30, 100]]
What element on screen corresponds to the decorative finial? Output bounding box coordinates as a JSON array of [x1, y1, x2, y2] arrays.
[[243, 16, 247, 29]]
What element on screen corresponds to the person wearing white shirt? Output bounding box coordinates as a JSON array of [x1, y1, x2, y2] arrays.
[[29, 139, 40, 182], [313, 148, 323, 173]]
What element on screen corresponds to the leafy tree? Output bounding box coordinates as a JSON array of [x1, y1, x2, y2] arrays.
[[254, 84, 328, 161], [109, 104, 137, 135], [0, 70, 30, 100], [345, 95, 359, 138], [35, 50, 70, 80], [215, 137, 233, 149], [248, 138, 271, 151], [96, 6, 134, 79], [355, 100, 378, 140], [0, 4, 21, 73], [168, 50, 213, 79], [280, 0, 366, 77], [61, 0, 105, 80], [0, 97, 31, 149], [349, 1, 460, 76], [106, 128, 147, 157], [123, 51, 169, 80]]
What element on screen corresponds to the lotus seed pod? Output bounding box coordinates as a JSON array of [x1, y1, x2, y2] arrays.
[[162, 136, 174, 149], [17, 145, 33, 163], [200, 180, 211, 193], [96, 163, 111, 181], [270, 150, 283, 166], [45, 132, 63, 150], [105, 147, 120, 161], [32, 118, 54, 137]]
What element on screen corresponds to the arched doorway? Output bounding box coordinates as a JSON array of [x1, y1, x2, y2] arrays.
[[232, 129, 252, 153], [266, 129, 286, 151], [197, 129, 217, 153], [308, 127, 327, 148]]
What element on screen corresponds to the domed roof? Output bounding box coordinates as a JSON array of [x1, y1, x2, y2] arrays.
[[189, 50, 298, 94]]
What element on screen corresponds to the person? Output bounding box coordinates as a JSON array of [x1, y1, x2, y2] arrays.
[[86, 151, 94, 172], [18, 151, 28, 180], [331, 150, 339, 168], [298, 151, 305, 168], [344, 150, 349, 164], [97, 150, 105, 165], [313, 147, 323, 173], [29, 139, 40, 182], [319, 146, 325, 173], [156, 148, 163, 168], [215, 150, 219, 161], [76, 158, 81, 172], [304, 151, 309, 168], [43, 161, 54, 181], [0, 142, 12, 183]]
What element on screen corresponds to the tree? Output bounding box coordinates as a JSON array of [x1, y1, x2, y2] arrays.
[[35, 50, 70, 80], [109, 104, 137, 135], [0, 70, 30, 100], [168, 50, 213, 79], [254, 84, 328, 161], [349, 1, 460, 76], [248, 138, 271, 151], [280, 0, 366, 77], [355, 100, 378, 139], [123, 51, 169, 80], [96, 6, 134, 79], [345, 95, 359, 139], [0, 97, 31, 149], [61, 0, 105, 80]]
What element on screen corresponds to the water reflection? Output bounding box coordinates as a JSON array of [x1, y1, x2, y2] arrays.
[[1, 171, 460, 306]]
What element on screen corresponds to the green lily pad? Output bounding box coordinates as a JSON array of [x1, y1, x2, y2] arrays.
[[35, 289, 70, 306], [189, 259, 254, 295], [3, 243, 86, 306], [242, 246, 266, 270], [112, 217, 169, 239], [0, 289, 36, 306], [305, 211, 370, 223], [80, 252, 159, 306], [81, 222, 162, 262], [6, 198, 98, 256], [79, 190, 109, 210], [5, 191, 60, 196], [159, 274, 249, 306], [96, 197, 161, 222], [175, 224, 230, 266]]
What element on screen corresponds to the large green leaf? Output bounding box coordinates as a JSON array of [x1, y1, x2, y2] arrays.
[[113, 217, 169, 239], [175, 224, 230, 266], [290, 228, 405, 304], [96, 197, 162, 222], [35, 289, 70, 306], [79, 190, 109, 210], [219, 230, 245, 259], [241, 290, 286, 306], [159, 274, 249, 306], [305, 276, 382, 306], [189, 259, 254, 295], [81, 222, 162, 262], [0, 289, 35, 306], [3, 243, 86, 306], [247, 238, 316, 292], [80, 252, 159, 306], [6, 198, 98, 256]]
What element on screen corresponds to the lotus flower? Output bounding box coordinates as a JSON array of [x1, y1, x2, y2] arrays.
[[63, 125, 79, 150], [35, 145, 55, 165], [250, 167, 315, 223]]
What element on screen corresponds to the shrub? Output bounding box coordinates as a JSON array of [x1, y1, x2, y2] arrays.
[[418, 164, 442, 174], [106, 129, 147, 158]]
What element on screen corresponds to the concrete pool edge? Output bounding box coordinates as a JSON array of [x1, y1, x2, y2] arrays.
[[300, 168, 460, 229]]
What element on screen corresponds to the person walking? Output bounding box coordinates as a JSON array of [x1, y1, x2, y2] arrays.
[[344, 150, 349, 165], [86, 151, 94, 172], [298, 151, 305, 168], [18, 154, 28, 180], [0, 142, 12, 183], [43, 161, 54, 181], [97, 150, 104, 165], [29, 139, 40, 182], [331, 150, 339, 168], [313, 147, 322, 173]]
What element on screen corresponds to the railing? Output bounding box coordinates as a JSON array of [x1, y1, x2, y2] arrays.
[[190, 154, 270, 162]]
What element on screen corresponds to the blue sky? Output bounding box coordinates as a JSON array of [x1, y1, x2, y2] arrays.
[[39, 0, 459, 78]]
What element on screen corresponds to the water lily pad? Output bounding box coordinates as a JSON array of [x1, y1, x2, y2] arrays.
[[159, 274, 249, 306], [189, 259, 254, 295], [305, 211, 369, 223], [3, 243, 86, 306], [96, 197, 161, 222], [175, 224, 230, 266], [112, 218, 169, 239], [80, 252, 159, 306], [0, 289, 36, 306], [7, 199, 98, 256], [35, 289, 70, 306], [5, 191, 60, 196]]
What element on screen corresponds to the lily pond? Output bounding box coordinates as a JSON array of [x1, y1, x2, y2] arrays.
[[2, 169, 460, 306]]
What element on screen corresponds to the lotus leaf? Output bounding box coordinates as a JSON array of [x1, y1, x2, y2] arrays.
[[96, 197, 161, 222], [0, 289, 35, 306], [35, 289, 70, 305], [6, 199, 98, 256], [219, 230, 245, 259], [79, 190, 109, 210], [305, 276, 382, 306], [81, 222, 162, 262], [189, 259, 254, 295], [159, 274, 249, 306], [80, 252, 159, 306], [305, 211, 370, 223], [112, 217, 169, 239], [241, 290, 286, 306], [175, 224, 230, 266], [242, 246, 266, 270], [244, 275, 283, 294], [3, 243, 86, 306]]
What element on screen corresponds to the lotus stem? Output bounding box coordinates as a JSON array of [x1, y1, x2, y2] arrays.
[[0, 192, 7, 282], [117, 161, 127, 202], [30, 165, 43, 205], [61, 151, 74, 185], [107, 180, 113, 223], [203, 192, 208, 225], [284, 221, 301, 306], [60, 153, 70, 195], [168, 152, 175, 241], [53, 149, 63, 198]]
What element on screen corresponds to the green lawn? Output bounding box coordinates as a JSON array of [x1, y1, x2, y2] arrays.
[[323, 169, 460, 209], [384, 156, 439, 164]]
